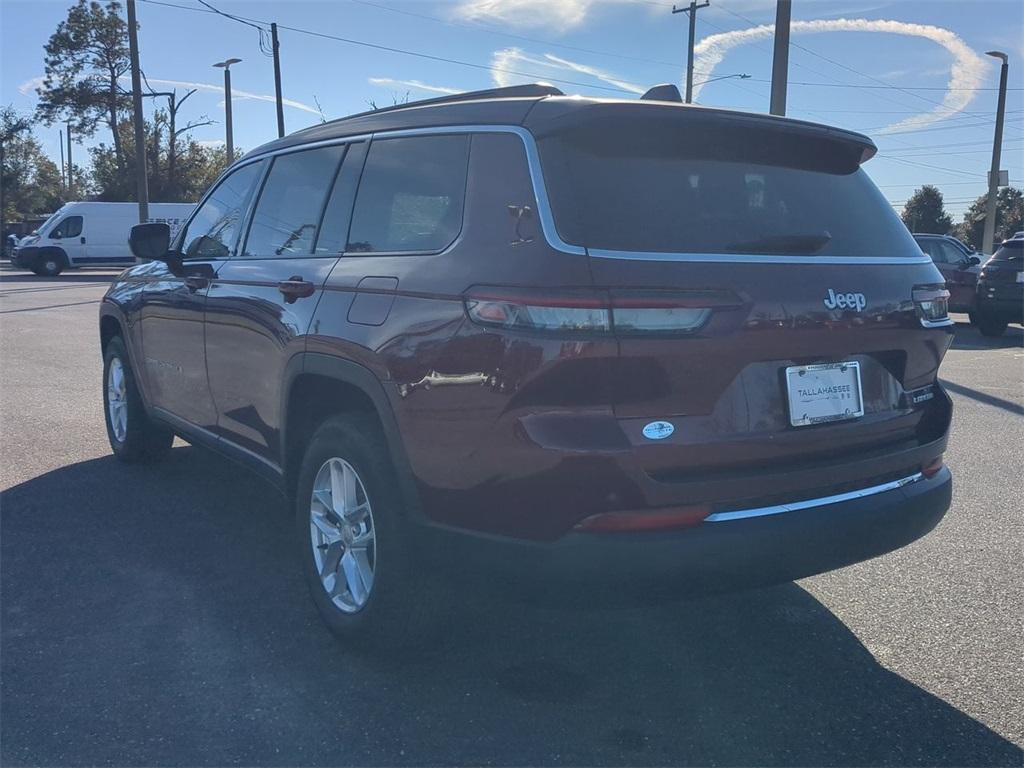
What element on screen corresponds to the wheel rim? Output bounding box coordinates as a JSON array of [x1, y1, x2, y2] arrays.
[[107, 357, 128, 442], [309, 457, 377, 613]]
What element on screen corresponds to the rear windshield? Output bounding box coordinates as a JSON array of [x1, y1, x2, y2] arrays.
[[537, 116, 920, 257], [992, 240, 1023, 261]]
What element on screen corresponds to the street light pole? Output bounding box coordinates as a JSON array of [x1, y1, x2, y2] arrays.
[[982, 51, 1008, 255], [213, 58, 242, 164]]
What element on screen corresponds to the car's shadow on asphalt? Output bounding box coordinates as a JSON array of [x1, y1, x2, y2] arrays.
[[2, 447, 1020, 767], [950, 319, 1023, 350]]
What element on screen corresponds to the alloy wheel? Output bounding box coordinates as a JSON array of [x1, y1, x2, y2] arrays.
[[107, 357, 128, 442], [309, 457, 377, 613]]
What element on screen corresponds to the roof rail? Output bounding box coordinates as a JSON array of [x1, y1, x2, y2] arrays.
[[336, 83, 565, 124]]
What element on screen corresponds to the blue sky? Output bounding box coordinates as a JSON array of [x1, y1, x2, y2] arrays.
[[2, 0, 1022, 220]]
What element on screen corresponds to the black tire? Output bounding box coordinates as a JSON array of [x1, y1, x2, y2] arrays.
[[102, 336, 174, 462], [295, 413, 431, 647], [35, 251, 65, 277], [976, 313, 1008, 337], [968, 311, 979, 327]]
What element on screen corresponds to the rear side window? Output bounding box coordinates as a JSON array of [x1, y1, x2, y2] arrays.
[[244, 145, 346, 258], [180, 161, 264, 260], [347, 135, 470, 254], [50, 215, 82, 239], [537, 116, 921, 257]]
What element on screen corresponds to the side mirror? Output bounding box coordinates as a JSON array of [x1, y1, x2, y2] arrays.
[[129, 222, 171, 261], [968, 255, 981, 266]]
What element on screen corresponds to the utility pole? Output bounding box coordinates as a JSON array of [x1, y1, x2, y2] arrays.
[[126, 0, 150, 224], [982, 50, 1009, 255], [271, 23, 285, 137], [214, 58, 242, 163], [59, 129, 66, 190], [672, 0, 710, 104], [66, 122, 73, 198], [770, 0, 792, 116]]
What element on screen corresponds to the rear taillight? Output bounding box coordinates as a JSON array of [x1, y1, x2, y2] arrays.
[[573, 504, 711, 533], [912, 285, 951, 327], [464, 287, 737, 336]]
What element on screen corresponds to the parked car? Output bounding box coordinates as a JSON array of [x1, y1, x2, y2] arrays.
[[99, 84, 954, 643], [14, 201, 194, 276], [912, 233, 982, 318], [974, 236, 1024, 336]]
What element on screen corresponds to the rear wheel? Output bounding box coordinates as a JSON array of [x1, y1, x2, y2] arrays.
[[976, 313, 1008, 337], [295, 414, 430, 646], [103, 336, 174, 462]]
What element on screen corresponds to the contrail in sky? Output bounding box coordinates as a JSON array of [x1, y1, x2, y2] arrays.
[[693, 18, 989, 134]]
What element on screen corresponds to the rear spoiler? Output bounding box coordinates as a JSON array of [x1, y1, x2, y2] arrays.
[[525, 99, 878, 167]]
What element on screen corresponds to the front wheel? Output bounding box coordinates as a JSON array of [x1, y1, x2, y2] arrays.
[[295, 414, 432, 646], [34, 251, 65, 277], [103, 336, 174, 462]]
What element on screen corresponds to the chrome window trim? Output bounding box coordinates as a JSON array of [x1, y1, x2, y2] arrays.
[[589, 249, 933, 266], [703, 472, 925, 523], [235, 124, 932, 265]]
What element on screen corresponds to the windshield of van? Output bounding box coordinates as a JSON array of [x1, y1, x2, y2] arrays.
[[536, 116, 921, 257], [34, 210, 64, 236]]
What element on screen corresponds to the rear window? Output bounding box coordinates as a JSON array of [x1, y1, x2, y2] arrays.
[[537, 116, 920, 257], [992, 240, 1023, 261]]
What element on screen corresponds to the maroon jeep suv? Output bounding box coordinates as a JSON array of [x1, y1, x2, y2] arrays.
[[100, 84, 953, 641]]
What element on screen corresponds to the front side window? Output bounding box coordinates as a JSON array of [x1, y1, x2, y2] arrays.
[[244, 145, 346, 258], [938, 241, 966, 265], [50, 216, 82, 239], [347, 135, 470, 254], [179, 161, 265, 260], [917, 239, 946, 264]]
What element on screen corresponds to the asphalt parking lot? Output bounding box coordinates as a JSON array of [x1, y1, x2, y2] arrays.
[[1, 266, 1022, 767]]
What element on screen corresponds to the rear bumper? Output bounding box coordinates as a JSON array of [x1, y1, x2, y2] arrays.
[[425, 467, 951, 602]]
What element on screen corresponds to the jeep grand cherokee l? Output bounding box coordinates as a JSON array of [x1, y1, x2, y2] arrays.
[[100, 84, 953, 642]]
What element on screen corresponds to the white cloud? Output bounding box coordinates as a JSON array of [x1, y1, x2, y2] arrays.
[[455, 0, 591, 30], [18, 76, 45, 95], [197, 139, 225, 148], [454, 0, 655, 31], [368, 78, 461, 95], [490, 47, 643, 94], [692, 18, 990, 134]]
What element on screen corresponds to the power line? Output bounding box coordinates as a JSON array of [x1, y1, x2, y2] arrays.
[[877, 180, 999, 187], [348, 0, 687, 70], [875, 154, 986, 178], [137, 0, 638, 95]]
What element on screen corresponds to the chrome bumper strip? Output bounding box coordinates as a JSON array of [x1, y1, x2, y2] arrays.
[[704, 472, 925, 523]]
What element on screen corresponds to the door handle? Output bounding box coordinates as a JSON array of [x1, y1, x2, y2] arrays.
[[278, 276, 315, 303], [184, 275, 209, 293], [80, 237, 86, 244]]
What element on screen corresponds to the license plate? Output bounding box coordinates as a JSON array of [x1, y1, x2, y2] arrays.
[[786, 362, 864, 427]]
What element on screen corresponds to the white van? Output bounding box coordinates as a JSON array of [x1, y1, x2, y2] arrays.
[[13, 202, 195, 276]]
